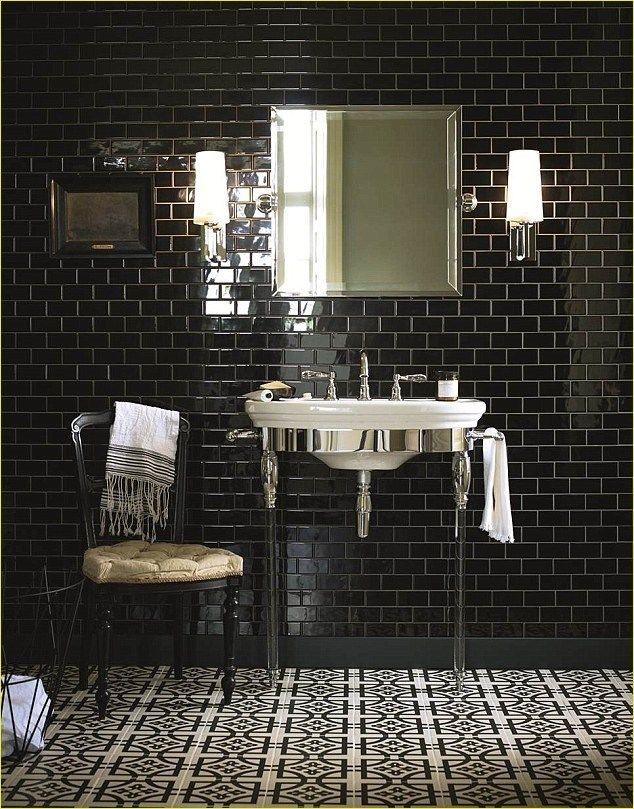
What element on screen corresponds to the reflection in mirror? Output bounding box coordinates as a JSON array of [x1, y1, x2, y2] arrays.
[[272, 106, 461, 298]]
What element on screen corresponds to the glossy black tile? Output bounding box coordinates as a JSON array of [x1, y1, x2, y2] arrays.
[[1, 1, 631, 644]]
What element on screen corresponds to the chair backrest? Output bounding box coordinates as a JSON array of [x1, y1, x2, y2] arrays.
[[71, 405, 190, 549]]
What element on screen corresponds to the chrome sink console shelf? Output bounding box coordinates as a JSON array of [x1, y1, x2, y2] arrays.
[[229, 396, 498, 693]]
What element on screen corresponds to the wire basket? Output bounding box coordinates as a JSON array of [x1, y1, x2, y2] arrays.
[[2, 568, 84, 762]]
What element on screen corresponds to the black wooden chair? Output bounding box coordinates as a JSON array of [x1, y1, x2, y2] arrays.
[[71, 407, 242, 718]]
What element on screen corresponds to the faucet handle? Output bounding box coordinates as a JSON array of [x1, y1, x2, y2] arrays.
[[398, 374, 427, 383], [301, 368, 335, 382], [391, 372, 428, 401], [301, 367, 337, 400]]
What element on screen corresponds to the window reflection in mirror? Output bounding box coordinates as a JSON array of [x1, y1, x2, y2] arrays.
[[276, 109, 341, 296]]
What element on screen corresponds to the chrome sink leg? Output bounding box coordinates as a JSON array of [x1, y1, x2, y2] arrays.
[[261, 428, 279, 688], [452, 450, 471, 694], [261, 450, 278, 512], [356, 470, 372, 538]]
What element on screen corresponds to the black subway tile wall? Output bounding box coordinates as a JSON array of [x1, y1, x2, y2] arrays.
[[2, 2, 632, 644]]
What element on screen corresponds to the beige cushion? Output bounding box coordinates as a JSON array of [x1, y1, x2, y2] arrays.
[[83, 540, 243, 584]]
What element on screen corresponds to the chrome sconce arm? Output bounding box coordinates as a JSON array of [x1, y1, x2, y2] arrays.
[[509, 221, 537, 264], [200, 221, 227, 264]]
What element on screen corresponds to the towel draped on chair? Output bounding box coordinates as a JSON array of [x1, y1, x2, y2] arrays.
[[99, 402, 180, 542]]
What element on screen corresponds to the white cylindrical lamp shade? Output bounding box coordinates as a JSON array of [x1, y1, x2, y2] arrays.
[[193, 151, 230, 226], [506, 149, 543, 224]]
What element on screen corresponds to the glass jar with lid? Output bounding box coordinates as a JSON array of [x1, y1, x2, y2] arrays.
[[436, 370, 459, 401]]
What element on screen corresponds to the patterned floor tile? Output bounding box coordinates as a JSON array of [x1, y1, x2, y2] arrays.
[[189, 753, 268, 779], [1, 667, 631, 807], [87, 776, 178, 806], [105, 753, 190, 779], [117, 729, 199, 755], [445, 782, 527, 808], [2, 776, 92, 807], [279, 735, 348, 757], [179, 777, 262, 805], [269, 779, 348, 806]]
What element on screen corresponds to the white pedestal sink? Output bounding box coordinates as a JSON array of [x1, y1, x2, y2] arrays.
[[245, 397, 486, 470], [232, 394, 494, 690]]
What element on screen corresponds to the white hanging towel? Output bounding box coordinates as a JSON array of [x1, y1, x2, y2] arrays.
[[479, 427, 515, 543]]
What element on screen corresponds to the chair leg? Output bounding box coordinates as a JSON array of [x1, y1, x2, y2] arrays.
[[173, 594, 184, 680], [96, 599, 112, 719], [221, 583, 239, 704], [79, 583, 94, 690]]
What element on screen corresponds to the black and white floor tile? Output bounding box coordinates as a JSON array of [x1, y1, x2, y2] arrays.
[[2, 667, 631, 807]]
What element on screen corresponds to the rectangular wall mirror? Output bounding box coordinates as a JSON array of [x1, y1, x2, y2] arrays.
[[271, 105, 461, 298]]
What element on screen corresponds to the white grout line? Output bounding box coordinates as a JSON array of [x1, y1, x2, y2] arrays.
[[75, 666, 171, 808], [256, 667, 292, 807], [167, 667, 225, 807], [412, 668, 450, 808], [346, 668, 360, 806], [542, 669, 628, 803], [479, 668, 542, 806]]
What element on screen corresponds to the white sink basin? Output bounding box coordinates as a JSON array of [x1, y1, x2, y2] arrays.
[[245, 397, 486, 470], [245, 397, 486, 431]]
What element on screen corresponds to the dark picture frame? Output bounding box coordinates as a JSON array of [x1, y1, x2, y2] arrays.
[[49, 174, 155, 258]]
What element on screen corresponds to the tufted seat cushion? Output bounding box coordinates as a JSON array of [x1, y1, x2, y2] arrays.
[[83, 540, 243, 584]]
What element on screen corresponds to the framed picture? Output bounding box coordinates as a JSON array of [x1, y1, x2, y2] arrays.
[[49, 174, 155, 258]]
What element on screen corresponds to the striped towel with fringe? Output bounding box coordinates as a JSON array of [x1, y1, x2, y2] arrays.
[[99, 401, 180, 542]]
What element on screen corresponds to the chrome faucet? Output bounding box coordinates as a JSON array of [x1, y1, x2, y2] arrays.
[[301, 368, 338, 400], [358, 351, 371, 400], [390, 373, 427, 401]]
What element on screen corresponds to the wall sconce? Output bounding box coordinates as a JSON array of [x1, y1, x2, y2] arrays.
[[193, 151, 229, 264], [506, 149, 543, 264]]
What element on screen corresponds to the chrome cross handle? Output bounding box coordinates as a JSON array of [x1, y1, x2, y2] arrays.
[[390, 373, 428, 401], [301, 368, 338, 400]]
